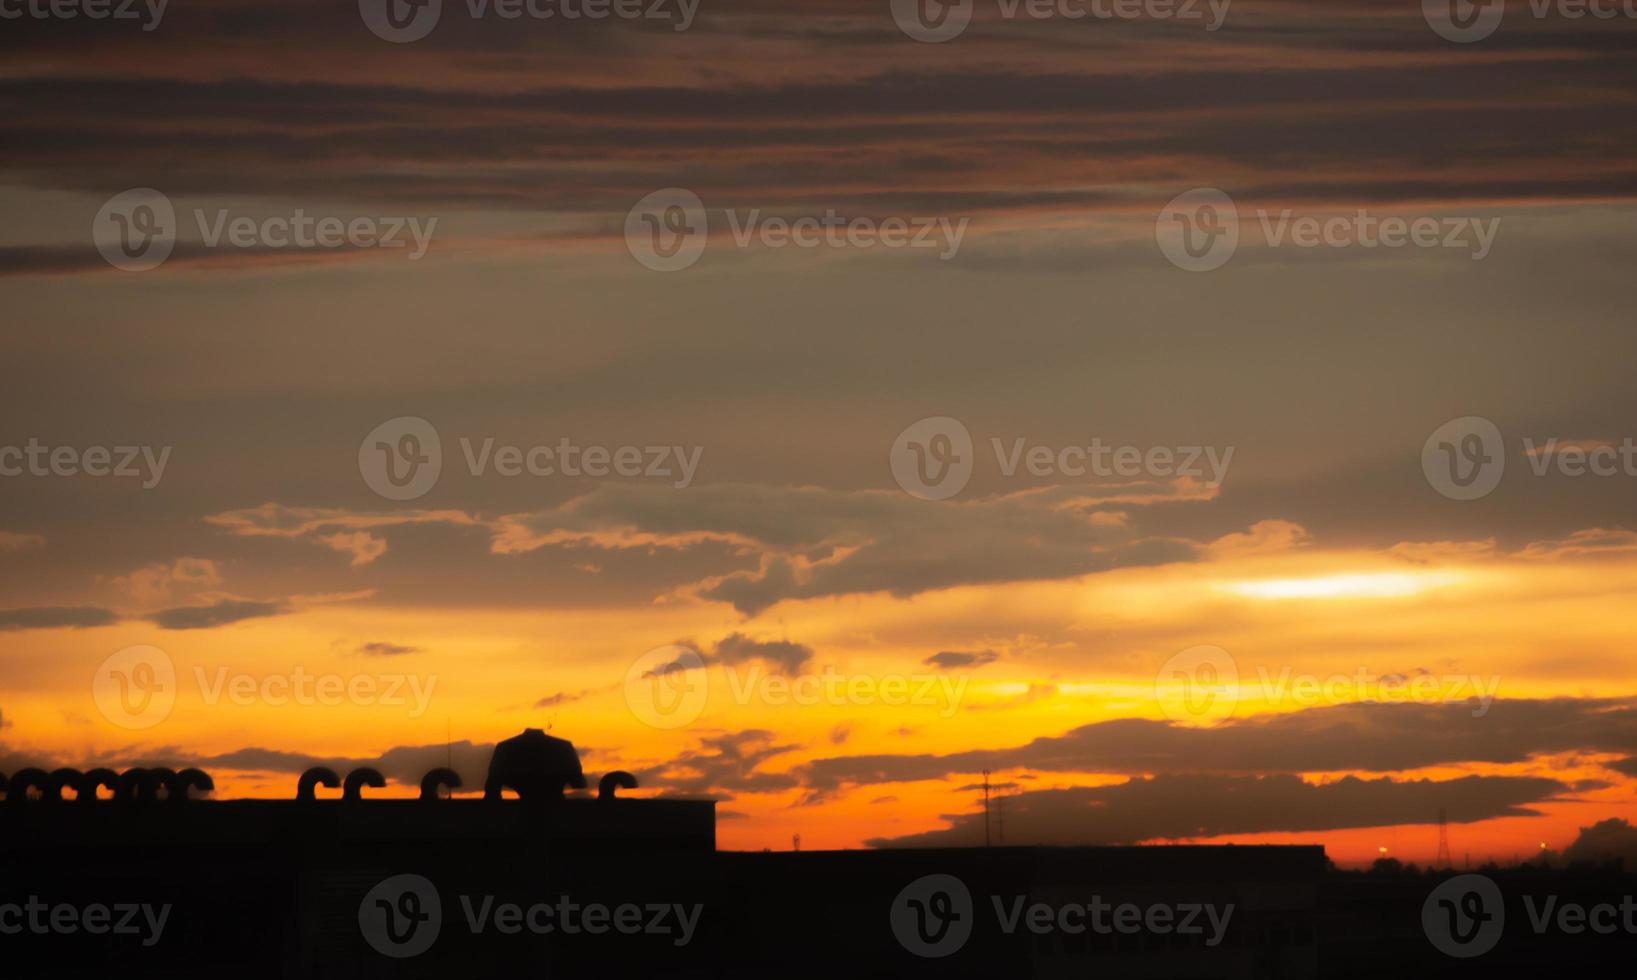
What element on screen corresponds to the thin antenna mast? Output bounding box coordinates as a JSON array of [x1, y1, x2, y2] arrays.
[[1435, 808, 1453, 869], [983, 770, 992, 847]]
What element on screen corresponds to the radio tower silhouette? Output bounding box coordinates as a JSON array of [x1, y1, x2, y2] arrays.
[[1435, 808, 1453, 868], [982, 770, 992, 847]]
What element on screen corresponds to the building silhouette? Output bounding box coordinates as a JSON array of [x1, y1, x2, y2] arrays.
[[2, 732, 1631, 977]]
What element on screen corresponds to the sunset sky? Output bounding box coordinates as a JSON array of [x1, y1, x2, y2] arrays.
[[3, 0, 1637, 867]]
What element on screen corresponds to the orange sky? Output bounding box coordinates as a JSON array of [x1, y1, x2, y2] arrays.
[[8, 524, 1637, 865], [4, 0, 1637, 868]]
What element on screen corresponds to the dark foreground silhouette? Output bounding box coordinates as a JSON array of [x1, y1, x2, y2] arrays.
[[2, 732, 1631, 977]]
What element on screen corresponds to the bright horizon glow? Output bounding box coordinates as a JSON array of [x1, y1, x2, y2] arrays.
[[1220, 571, 1464, 600]]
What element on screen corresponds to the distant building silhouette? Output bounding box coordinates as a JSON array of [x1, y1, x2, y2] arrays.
[[2, 734, 1632, 977]]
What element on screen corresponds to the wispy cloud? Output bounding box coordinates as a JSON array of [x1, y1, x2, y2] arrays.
[[147, 598, 286, 630], [0, 606, 119, 631]]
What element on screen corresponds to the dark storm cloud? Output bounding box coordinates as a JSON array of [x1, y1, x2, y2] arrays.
[[0, 606, 120, 630], [497, 481, 1205, 615], [925, 650, 1000, 669], [0, 245, 106, 277], [535, 689, 589, 707], [800, 698, 1637, 791], [0, 242, 430, 279], [356, 641, 420, 656], [4, 65, 1636, 214], [709, 632, 813, 675], [630, 729, 801, 797], [1606, 757, 1637, 777], [868, 773, 1570, 847], [1563, 818, 1637, 867], [147, 598, 286, 630], [1, 0, 1634, 232], [5, 0, 1632, 67]]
